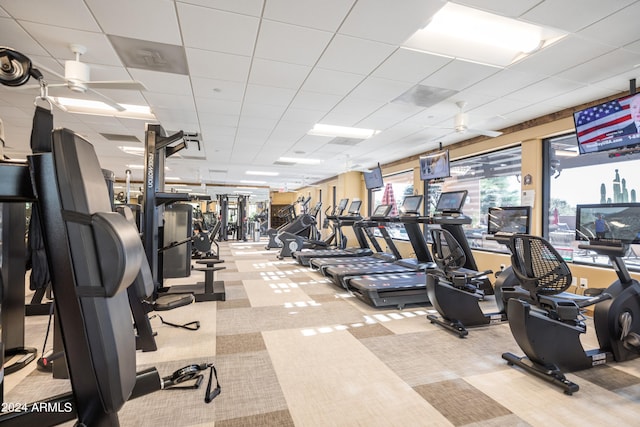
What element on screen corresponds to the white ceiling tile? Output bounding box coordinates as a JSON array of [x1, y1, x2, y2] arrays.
[[556, 49, 640, 85], [339, 0, 444, 45], [244, 84, 296, 107], [19, 22, 122, 66], [316, 35, 397, 75], [356, 103, 424, 130], [238, 115, 278, 130], [625, 39, 640, 54], [264, 0, 354, 31], [349, 77, 415, 103], [199, 113, 239, 127], [254, 20, 332, 65], [577, 1, 640, 47], [241, 103, 287, 120], [302, 68, 365, 96], [509, 35, 614, 77], [0, 18, 49, 56], [195, 97, 242, 115], [178, 0, 264, 16], [248, 58, 311, 89], [280, 108, 326, 125], [186, 48, 251, 81], [129, 69, 192, 95], [86, 0, 181, 45], [420, 59, 500, 91], [290, 91, 342, 111], [373, 48, 452, 83], [322, 97, 380, 126], [521, 0, 636, 32], [191, 77, 245, 101], [544, 86, 619, 110], [464, 69, 545, 98], [1, 0, 100, 31], [177, 3, 259, 56]]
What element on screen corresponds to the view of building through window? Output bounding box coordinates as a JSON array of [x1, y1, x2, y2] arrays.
[[546, 134, 640, 269]]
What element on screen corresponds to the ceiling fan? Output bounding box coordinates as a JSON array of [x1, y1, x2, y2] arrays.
[[433, 101, 503, 138], [26, 44, 146, 111], [343, 154, 371, 173]]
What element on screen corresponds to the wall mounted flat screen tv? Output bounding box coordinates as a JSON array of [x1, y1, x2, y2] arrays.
[[574, 93, 640, 154], [575, 203, 640, 244], [364, 165, 384, 190], [420, 149, 450, 181], [487, 206, 531, 235]]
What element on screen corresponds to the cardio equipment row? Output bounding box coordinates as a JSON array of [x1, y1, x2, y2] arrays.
[[283, 186, 640, 396]]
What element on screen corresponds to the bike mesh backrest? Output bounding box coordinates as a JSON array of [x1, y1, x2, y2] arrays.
[[431, 228, 466, 274], [510, 234, 572, 296]]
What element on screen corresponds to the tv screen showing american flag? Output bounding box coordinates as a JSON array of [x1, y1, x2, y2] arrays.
[[574, 93, 640, 154]]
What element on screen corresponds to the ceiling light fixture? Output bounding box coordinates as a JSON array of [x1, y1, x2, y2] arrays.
[[240, 180, 267, 184], [278, 157, 323, 165], [53, 97, 156, 120], [307, 123, 381, 139], [403, 3, 566, 67], [246, 170, 279, 176]]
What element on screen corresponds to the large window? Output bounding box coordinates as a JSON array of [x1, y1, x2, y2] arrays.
[[544, 134, 640, 269], [372, 169, 414, 240], [428, 146, 522, 252]]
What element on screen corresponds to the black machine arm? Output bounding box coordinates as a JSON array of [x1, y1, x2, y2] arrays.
[[578, 240, 633, 285]]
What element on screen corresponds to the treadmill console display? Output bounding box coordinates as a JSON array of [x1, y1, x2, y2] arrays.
[[372, 204, 392, 217], [348, 200, 362, 214], [487, 206, 531, 234], [337, 198, 349, 212], [400, 195, 423, 215], [435, 190, 467, 213]]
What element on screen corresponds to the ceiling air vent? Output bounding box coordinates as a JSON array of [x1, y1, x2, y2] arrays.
[[328, 137, 364, 146], [109, 35, 189, 75], [392, 84, 458, 108], [100, 133, 140, 142]]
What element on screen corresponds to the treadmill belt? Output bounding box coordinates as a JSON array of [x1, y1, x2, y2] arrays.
[[348, 272, 426, 291]]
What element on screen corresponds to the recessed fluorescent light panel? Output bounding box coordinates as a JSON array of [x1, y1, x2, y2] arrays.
[[278, 157, 323, 165], [308, 124, 381, 139], [53, 97, 156, 120], [403, 3, 566, 67], [240, 180, 267, 184], [246, 171, 279, 176]]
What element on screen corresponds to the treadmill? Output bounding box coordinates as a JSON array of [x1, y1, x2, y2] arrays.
[[429, 190, 493, 294], [323, 195, 435, 291], [293, 200, 372, 266], [346, 196, 438, 308], [308, 204, 399, 273]]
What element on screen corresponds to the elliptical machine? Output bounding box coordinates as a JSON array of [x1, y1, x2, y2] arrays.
[[502, 232, 640, 395]]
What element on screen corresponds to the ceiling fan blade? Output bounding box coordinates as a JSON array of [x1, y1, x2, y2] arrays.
[[86, 87, 126, 111], [85, 80, 147, 91], [467, 128, 503, 138]]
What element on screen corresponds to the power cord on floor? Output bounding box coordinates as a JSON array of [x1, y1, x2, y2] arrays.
[[149, 314, 200, 331]]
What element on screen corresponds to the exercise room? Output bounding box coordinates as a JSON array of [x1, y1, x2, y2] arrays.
[[2, 1, 640, 426]]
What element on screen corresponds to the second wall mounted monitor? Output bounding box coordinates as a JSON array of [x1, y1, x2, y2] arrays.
[[420, 149, 450, 181]]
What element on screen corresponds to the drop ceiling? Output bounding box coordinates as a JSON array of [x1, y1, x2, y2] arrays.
[[1, 0, 640, 203]]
